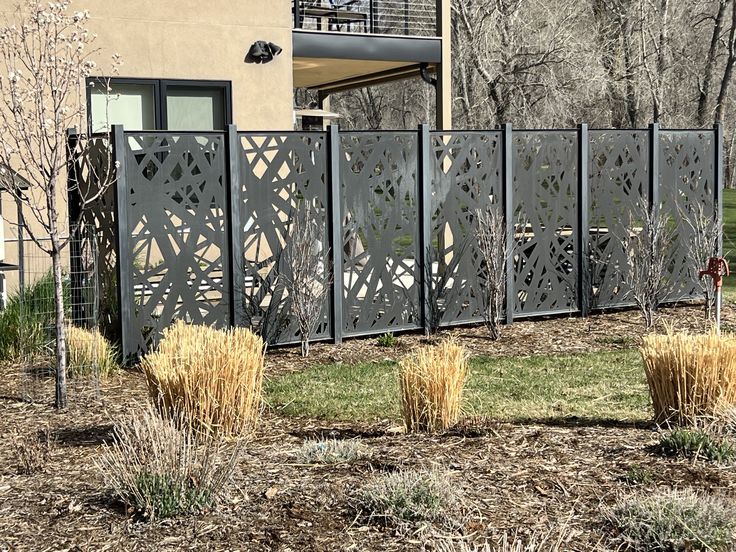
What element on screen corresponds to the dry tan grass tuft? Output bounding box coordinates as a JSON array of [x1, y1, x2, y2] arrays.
[[399, 338, 468, 433], [142, 321, 265, 437], [640, 329, 736, 425], [66, 325, 118, 378]]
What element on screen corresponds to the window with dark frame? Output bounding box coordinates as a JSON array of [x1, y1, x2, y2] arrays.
[[87, 78, 232, 133]]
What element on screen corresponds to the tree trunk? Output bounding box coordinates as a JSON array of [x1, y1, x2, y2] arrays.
[[301, 338, 309, 357], [697, 0, 727, 127], [715, 1, 736, 125], [52, 245, 67, 408]]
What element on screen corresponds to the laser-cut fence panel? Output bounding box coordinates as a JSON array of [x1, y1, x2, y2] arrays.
[[340, 132, 420, 335], [74, 126, 720, 358], [429, 132, 502, 325], [238, 132, 330, 345], [660, 130, 717, 301], [73, 136, 119, 335], [588, 130, 649, 309], [123, 133, 230, 355], [513, 131, 578, 316]]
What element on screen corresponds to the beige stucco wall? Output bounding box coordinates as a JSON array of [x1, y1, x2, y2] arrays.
[[81, 0, 295, 130], [80, 1, 295, 131], [0, 1, 296, 294]]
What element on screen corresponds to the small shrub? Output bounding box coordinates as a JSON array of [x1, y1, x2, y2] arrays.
[[296, 439, 368, 464], [606, 489, 736, 551], [12, 427, 52, 475], [66, 325, 118, 378], [640, 330, 736, 424], [0, 271, 69, 362], [435, 531, 565, 552], [353, 469, 463, 530], [622, 464, 654, 486], [377, 332, 399, 348], [96, 406, 240, 521], [658, 427, 736, 463], [142, 321, 265, 437], [399, 338, 468, 433]]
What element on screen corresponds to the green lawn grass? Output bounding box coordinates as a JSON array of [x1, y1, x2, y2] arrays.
[[723, 188, 736, 301], [264, 349, 650, 424]]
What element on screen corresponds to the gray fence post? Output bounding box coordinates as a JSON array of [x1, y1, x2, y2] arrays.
[[501, 123, 515, 325], [649, 122, 660, 211], [226, 124, 243, 327], [66, 127, 85, 326], [111, 124, 134, 360], [715, 123, 724, 254], [418, 124, 432, 333], [577, 123, 590, 317], [327, 125, 344, 344]]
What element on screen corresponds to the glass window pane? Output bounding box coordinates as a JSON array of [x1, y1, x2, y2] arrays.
[[90, 83, 156, 132], [165, 86, 226, 131]]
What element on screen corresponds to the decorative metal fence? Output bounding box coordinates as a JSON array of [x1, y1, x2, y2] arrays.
[[73, 124, 722, 359]]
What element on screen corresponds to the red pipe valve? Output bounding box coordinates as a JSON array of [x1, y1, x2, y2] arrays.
[[700, 257, 730, 290]]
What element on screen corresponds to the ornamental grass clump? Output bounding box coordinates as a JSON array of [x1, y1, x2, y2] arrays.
[[640, 330, 736, 425], [142, 321, 265, 437], [66, 325, 118, 378], [96, 406, 241, 521], [399, 338, 468, 433]]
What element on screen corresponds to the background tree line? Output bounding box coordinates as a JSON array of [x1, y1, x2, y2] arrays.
[[315, 0, 736, 185]]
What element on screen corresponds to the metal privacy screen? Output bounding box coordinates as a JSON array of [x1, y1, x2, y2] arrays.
[[75, 124, 722, 359]]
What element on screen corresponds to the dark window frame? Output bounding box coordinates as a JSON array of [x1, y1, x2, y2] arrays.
[[86, 77, 233, 133]]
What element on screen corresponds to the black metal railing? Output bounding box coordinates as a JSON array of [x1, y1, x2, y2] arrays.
[[292, 0, 436, 37]]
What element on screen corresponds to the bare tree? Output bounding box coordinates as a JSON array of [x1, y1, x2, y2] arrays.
[[283, 203, 332, 357], [424, 237, 471, 336], [476, 205, 509, 340], [0, 1, 119, 407], [680, 203, 722, 320], [621, 199, 676, 328]]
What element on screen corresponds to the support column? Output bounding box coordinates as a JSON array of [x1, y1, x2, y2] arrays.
[[318, 91, 331, 131], [435, 0, 452, 130]]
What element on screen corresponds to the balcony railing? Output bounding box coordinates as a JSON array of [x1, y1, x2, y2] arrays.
[[292, 0, 436, 37]]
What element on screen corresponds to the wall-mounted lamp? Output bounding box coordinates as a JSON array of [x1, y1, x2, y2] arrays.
[[245, 41, 283, 64]]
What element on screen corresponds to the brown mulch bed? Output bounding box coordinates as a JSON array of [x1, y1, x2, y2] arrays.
[[266, 302, 736, 375], [1, 304, 736, 551]]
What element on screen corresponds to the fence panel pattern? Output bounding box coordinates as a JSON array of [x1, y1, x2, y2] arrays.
[[513, 131, 579, 316], [588, 130, 649, 309], [237, 132, 331, 345], [73, 136, 119, 335], [82, 126, 720, 358], [429, 132, 502, 326], [122, 133, 230, 354], [340, 132, 420, 335], [660, 130, 717, 301]]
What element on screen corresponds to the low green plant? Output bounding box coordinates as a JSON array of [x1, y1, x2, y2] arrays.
[[353, 469, 463, 530], [658, 428, 736, 463], [606, 489, 736, 551], [622, 464, 654, 486], [96, 406, 241, 521], [0, 270, 70, 362], [377, 332, 399, 348], [296, 438, 368, 464]]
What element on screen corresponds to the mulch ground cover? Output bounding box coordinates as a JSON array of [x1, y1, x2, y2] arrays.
[[1, 304, 735, 551]]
